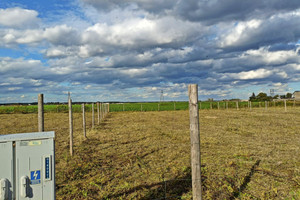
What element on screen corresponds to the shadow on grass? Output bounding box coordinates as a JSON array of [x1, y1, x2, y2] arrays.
[[230, 160, 261, 199], [106, 167, 194, 200]]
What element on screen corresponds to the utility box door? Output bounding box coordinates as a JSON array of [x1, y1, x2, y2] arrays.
[[0, 141, 14, 200], [16, 138, 55, 200]]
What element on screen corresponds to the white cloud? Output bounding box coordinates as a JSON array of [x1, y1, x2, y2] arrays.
[[0, 7, 40, 28]]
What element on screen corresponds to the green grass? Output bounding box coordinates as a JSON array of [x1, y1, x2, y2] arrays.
[[1, 108, 300, 199], [1, 100, 297, 114]]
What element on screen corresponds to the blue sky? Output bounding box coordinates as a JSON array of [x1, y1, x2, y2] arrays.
[[1, 0, 300, 103]]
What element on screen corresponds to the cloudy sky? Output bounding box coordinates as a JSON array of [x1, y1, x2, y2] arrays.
[[1, 0, 300, 103]]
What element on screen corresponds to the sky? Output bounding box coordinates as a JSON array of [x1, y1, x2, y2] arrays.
[[0, 0, 300, 103]]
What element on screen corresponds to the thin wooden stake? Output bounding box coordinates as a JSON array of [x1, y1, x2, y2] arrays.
[[69, 98, 73, 156], [188, 84, 202, 200], [82, 103, 86, 138], [284, 100, 287, 112], [92, 103, 95, 129], [38, 94, 44, 132], [97, 102, 100, 125]]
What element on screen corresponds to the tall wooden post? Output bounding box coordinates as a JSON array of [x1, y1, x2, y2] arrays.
[[82, 103, 86, 138], [217, 102, 220, 110], [100, 103, 102, 120], [284, 100, 287, 112], [92, 103, 95, 129], [38, 94, 44, 132], [69, 98, 73, 156], [236, 101, 239, 110], [250, 101, 252, 111], [97, 102, 100, 125], [188, 84, 202, 200], [293, 100, 296, 107]]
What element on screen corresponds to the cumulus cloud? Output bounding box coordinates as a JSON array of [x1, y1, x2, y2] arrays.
[[0, 7, 40, 28], [219, 11, 300, 50], [1, 1, 300, 102]]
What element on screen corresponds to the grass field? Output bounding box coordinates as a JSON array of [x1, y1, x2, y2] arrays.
[[0, 107, 300, 199], [0, 100, 298, 114]]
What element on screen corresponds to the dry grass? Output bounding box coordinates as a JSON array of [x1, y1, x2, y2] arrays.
[[0, 107, 300, 199]]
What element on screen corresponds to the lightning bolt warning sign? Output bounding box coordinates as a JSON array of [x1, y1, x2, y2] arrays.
[[30, 170, 41, 185]]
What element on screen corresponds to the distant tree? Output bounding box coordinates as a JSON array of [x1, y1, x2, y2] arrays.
[[249, 92, 256, 101], [286, 93, 293, 98], [273, 94, 279, 99]]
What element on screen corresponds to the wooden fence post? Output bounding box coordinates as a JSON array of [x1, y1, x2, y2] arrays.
[[69, 98, 73, 156], [38, 94, 44, 132], [82, 103, 86, 138], [97, 102, 100, 125], [250, 101, 252, 111], [284, 100, 287, 112], [188, 84, 202, 200], [293, 100, 296, 107], [100, 103, 102, 120], [236, 101, 239, 110], [217, 102, 220, 110], [210, 102, 212, 110], [158, 103, 160, 111], [92, 103, 95, 129]]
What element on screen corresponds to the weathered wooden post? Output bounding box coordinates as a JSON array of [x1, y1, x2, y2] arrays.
[[199, 102, 202, 110], [82, 103, 86, 138], [259, 102, 261, 108], [158, 103, 160, 111], [293, 100, 296, 107], [217, 102, 220, 110], [250, 101, 252, 111], [68, 98, 73, 156], [188, 84, 202, 200], [141, 104, 143, 112], [265, 101, 268, 110], [284, 100, 287, 112], [236, 101, 239, 110], [100, 103, 102, 120], [108, 103, 110, 113], [97, 102, 100, 125], [210, 102, 212, 110], [38, 94, 44, 132], [226, 101, 228, 110], [92, 103, 95, 129]]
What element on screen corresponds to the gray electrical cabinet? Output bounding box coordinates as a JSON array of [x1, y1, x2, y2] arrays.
[[0, 132, 55, 200]]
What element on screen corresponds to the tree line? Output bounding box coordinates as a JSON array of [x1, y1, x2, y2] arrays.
[[249, 92, 293, 102]]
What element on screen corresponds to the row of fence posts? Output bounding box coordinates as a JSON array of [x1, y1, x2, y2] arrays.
[[203, 99, 294, 112], [37, 94, 109, 156], [38, 90, 294, 199]]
